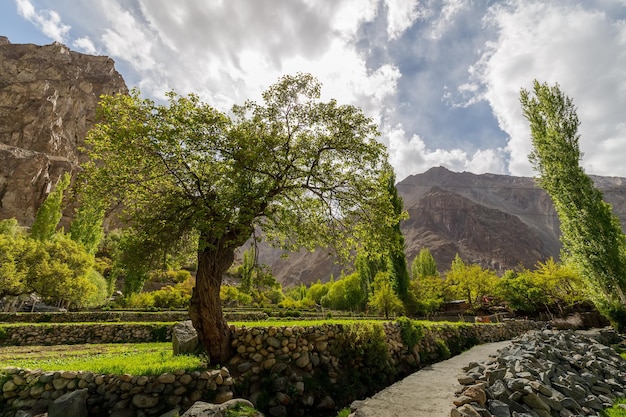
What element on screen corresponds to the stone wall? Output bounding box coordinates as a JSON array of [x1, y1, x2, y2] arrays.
[[0, 323, 173, 346], [1, 320, 542, 417], [0, 311, 267, 325], [1, 367, 235, 417]]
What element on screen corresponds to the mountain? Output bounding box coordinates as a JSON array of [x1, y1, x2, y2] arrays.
[[0, 36, 127, 228], [254, 166, 626, 285]]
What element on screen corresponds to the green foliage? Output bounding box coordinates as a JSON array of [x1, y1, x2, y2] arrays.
[[221, 285, 253, 306], [83, 269, 110, 308], [69, 199, 105, 255], [23, 233, 96, 309], [334, 322, 391, 370], [0, 225, 30, 298], [521, 80, 626, 323], [396, 316, 423, 350], [336, 408, 351, 417], [151, 285, 191, 309], [411, 248, 439, 280], [435, 338, 451, 359], [385, 169, 410, 299], [322, 272, 366, 311], [601, 397, 626, 417], [407, 261, 446, 317], [368, 271, 405, 318], [82, 74, 399, 362], [496, 259, 589, 314], [31, 172, 71, 241], [0, 218, 23, 236], [445, 254, 498, 308], [306, 280, 330, 304]]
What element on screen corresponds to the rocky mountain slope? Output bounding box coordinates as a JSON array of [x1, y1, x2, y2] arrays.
[[0, 36, 127, 227], [256, 166, 626, 286]]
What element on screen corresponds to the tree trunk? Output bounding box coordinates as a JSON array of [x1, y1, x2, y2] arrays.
[[189, 242, 235, 365]]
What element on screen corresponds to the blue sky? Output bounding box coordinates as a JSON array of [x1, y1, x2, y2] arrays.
[[2, 0, 626, 181]]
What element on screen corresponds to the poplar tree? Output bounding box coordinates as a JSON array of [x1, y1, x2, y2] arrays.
[[520, 80, 626, 330]]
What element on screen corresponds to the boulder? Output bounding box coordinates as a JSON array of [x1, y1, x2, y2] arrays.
[[48, 388, 88, 417], [172, 320, 199, 355], [179, 399, 261, 417]]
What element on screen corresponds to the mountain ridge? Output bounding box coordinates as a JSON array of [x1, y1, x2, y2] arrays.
[[256, 166, 626, 286]]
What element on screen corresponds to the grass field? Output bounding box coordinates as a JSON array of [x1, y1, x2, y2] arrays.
[[0, 342, 206, 375]]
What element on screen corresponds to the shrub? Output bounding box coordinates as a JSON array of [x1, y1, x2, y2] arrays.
[[396, 316, 423, 350], [435, 338, 451, 359], [152, 285, 191, 309]]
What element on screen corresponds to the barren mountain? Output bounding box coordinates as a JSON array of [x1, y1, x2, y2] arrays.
[[0, 37, 127, 227], [255, 166, 626, 285]]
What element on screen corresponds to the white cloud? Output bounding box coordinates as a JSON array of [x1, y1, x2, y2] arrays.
[[72, 37, 97, 54], [76, 0, 399, 126], [385, 0, 420, 40], [466, 0, 626, 177], [16, 0, 70, 42], [384, 124, 507, 180], [429, 0, 466, 40]]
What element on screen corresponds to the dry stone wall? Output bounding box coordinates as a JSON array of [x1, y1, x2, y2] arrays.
[[0, 311, 266, 325], [1, 320, 542, 417]]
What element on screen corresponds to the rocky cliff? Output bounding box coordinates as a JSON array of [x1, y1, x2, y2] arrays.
[[0, 36, 127, 227]]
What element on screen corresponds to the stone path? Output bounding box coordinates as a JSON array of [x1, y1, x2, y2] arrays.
[[350, 340, 512, 417]]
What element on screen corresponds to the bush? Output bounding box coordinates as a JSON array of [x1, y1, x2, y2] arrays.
[[396, 316, 423, 350], [152, 285, 191, 309]]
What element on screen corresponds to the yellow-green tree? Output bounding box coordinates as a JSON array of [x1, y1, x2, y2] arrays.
[[445, 255, 498, 308], [369, 271, 404, 318], [81, 74, 400, 362]]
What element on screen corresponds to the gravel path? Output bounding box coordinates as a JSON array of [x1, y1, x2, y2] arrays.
[[350, 340, 512, 417]]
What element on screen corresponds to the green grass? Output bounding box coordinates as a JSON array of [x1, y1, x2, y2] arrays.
[[0, 342, 206, 375], [602, 398, 626, 417]]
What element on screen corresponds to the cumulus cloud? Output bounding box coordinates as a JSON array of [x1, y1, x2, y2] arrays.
[[12, 0, 626, 180], [16, 0, 70, 42], [465, 0, 626, 176], [72, 37, 97, 54], [384, 124, 507, 180], [385, 0, 420, 40]]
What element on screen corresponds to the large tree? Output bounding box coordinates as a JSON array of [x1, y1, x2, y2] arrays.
[[81, 74, 400, 363], [520, 80, 626, 329]]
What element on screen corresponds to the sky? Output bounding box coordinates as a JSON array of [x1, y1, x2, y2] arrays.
[[1, 0, 626, 181]]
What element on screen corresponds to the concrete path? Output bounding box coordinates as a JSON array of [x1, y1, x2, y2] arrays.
[[350, 340, 512, 417]]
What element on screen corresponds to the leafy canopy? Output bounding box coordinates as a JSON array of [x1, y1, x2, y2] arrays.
[[82, 73, 399, 264]]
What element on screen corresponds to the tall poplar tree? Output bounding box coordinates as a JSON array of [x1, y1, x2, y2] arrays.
[[520, 80, 626, 330]]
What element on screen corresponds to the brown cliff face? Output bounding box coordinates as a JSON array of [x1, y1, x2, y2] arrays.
[[402, 187, 545, 272], [0, 36, 127, 226]]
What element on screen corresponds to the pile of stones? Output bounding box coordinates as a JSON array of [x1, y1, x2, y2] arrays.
[[452, 328, 626, 417]]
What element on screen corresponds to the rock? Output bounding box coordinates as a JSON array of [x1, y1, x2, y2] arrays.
[[0, 38, 127, 227], [452, 330, 626, 417], [172, 320, 199, 355], [132, 393, 160, 408], [180, 399, 260, 417], [48, 388, 88, 417]]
